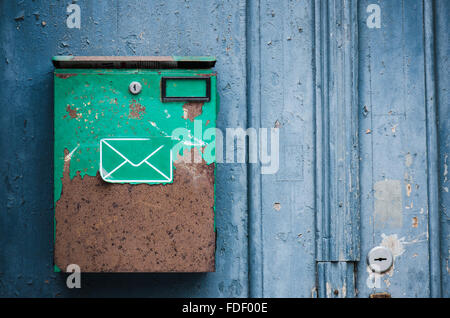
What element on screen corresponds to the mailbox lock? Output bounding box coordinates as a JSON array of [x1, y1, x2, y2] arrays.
[[367, 246, 393, 273], [129, 81, 142, 95]]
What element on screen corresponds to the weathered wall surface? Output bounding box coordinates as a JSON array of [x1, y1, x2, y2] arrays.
[[0, 0, 448, 297], [436, 0, 450, 298]]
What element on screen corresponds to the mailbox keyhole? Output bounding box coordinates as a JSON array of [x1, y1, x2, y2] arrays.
[[374, 257, 387, 262], [129, 81, 142, 95]]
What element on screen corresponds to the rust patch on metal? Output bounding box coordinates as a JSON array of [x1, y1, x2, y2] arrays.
[[55, 73, 78, 79], [175, 147, 204, 164], [54, 152, 215, 272], [369, 292, 391, 298], [129, 99, 146, 119], [412, 216, 418, 228], [182, 102, 204, 122], [65, 105, 78, 119], [195, 73, 216, 77]]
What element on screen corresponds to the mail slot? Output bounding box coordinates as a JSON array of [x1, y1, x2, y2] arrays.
[[53, 56, 217, 272]]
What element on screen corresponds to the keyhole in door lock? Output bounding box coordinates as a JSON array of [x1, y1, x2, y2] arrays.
[[367, 246, 394, 273]]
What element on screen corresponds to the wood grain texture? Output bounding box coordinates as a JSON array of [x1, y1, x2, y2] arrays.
[[257, 0, 317, 297], [435, 0, 450, 299], [315, 0, 360, 263], [357, 0, 438, 297]]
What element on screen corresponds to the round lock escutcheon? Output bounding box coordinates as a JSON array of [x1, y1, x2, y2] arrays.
[[367, 246, 393, 273], [129, 81, 142, 95]]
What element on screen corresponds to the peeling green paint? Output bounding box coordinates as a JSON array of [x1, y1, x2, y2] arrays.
[[54, 69, 217, 203]]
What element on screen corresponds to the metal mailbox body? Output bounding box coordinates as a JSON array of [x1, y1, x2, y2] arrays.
[[53, 57, 217, 273]]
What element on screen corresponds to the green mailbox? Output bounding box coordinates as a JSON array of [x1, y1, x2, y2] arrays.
[[53, 56, 217, 272]]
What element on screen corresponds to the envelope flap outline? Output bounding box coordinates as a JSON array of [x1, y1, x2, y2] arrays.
[[102, 139, 164, 166]]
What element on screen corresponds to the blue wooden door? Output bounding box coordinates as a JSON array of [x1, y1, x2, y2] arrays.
[[0, 0, 448, 297]]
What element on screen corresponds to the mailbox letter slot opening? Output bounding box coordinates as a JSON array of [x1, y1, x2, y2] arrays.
[[161, 76, 211, 102]]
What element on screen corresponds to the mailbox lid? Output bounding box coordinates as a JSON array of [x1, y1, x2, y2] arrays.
[[52, 56, 216, 69]]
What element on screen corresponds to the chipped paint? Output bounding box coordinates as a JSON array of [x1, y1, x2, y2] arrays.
[[402, 232, 429, 245], [55, 73, 77, 79], [412, 216, 418, 228], [444, 154, 448, 185], [182, 102, 204, 122], [374, 179, 403, 229], [405, 152, 414, 167], [406, 183, 412, 197], [129, 99, 146, 118], [65, 104, 78, 119], [175, 147, 203, 164], [64, 145, 79, 163], [311, 286, 317, 298], [341, 284, 347, 298], [326, 282, 332, 298], [391, 124, 398, 133], [274, 120, 281, 128], [381, 233, 406, 258]]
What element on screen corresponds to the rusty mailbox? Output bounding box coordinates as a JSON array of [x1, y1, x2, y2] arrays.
[[53, 56, 217, 272]]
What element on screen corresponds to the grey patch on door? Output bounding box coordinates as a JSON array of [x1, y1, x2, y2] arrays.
[[276, 145, 304, 182], [374, 179, 403, 229]]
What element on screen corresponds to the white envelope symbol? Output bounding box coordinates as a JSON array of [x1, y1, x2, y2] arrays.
[[99, 138, 173, 183]]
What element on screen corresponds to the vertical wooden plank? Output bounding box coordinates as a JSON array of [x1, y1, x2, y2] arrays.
[[357, 0, 433, 297], [257, 0, 317, 297], [315, 0, 360, 263], [314, 0, 360, 298], [317, 262, 356, 298], [246, 0, 263, 297], [423, 0, 442, 298], [435, 0, 450, 299]]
